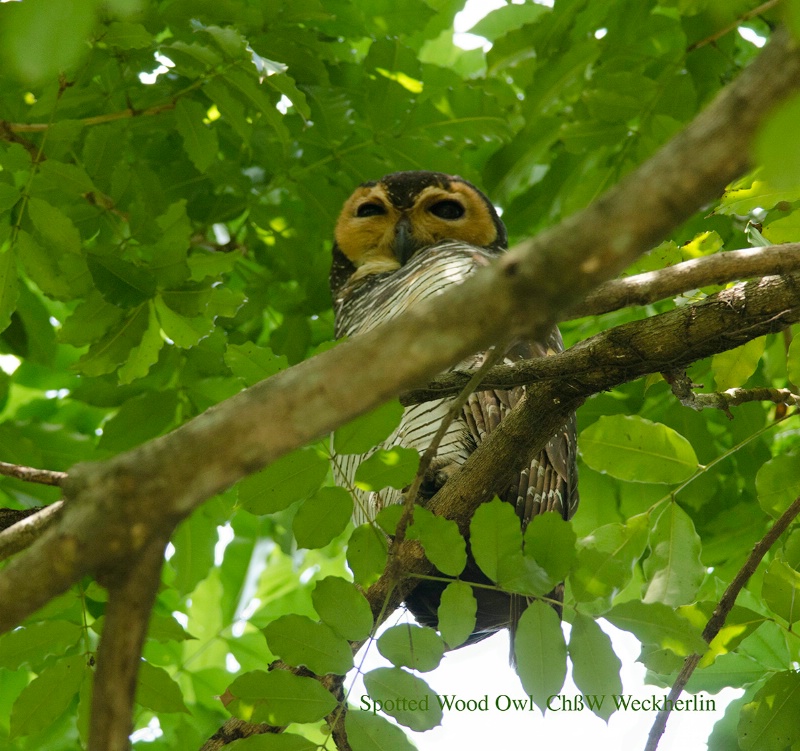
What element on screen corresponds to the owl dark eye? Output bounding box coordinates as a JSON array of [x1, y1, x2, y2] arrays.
[[356, 202, 386, 218], [428, 200, 465, 220]]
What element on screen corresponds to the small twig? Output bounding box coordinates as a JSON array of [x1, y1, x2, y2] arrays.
[[0, 461, 67, 486], [664, 370, 800, 419], [687, 0, 781, 52], [0, 502, 63, 561], [643, 493, 800, 751], [0, 102, 177, 136]]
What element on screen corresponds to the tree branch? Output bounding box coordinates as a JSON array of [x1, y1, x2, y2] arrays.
[[0, 461, 67, 486], [405, 244, 800, 404], [570, 243, 800, 318], [89, 534, 170, 751], [643, 493, 800, 751], [0, 502, 63, 561]]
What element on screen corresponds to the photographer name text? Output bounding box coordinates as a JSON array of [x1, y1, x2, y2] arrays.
[[360, 693, 716, 714]]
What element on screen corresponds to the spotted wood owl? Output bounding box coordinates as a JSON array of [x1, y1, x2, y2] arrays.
[[330, 170, 578, 651]]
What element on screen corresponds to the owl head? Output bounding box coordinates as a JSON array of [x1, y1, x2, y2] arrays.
[[330, 171, 507, 297]]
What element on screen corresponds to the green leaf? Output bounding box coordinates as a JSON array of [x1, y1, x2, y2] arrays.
[[98, 390, 179, 452], [86, 254, 157, 307], [155, 296, 214, 349], [514, 600, 567, 713], [354, 447, 419, 490], [0, 620, 82, 670], [470, 497, 551, 594], [580, 415, 698, 484], [59, 290, 124, 346], [138, 200, 192, 287], [469, 497, 522, 582], [117, 303, 164, 384], [0, 240, 18, 334], [148, 613, 196, 643], [37, 159, 95, 194], [103, 21, 152, 49], [26, 198, 81, 255], [375, 504, 405, 535], [345, 711, 416, 751], [2, 0, 96, 82], [312, 576, 373, 641], [377, 624, 445, 672], [17, 229, 91, 301], [0, 183, 21, 213], [642, 503, 704, 606], [136, 661, 189, 713], [219, 70, 289, 144], [407, 505, 466, 576], [225, 342, 288, 386], [264, 73, 311, 120], [362, 668, 442, 731], [468, 3, 548, 41], [756, 92, 800, 189], [174, 98, 219, 172], [238, 448, 329, 515], [163, 41, 222, 77], [567, 614, 622, 721], [761, 559, 800, 625], [263, 614, 353, 675], [756, 454, 800, 517], [169, 510, 219, 597], [711, 336, 766, 391], [293, 486, 353, 549], [10, 655, 85, 739], [346, 524, 388, 587], [604, 601, 707, 656], [228, 669, 337, 726], [738, 671, 800, 751], [523, 512, 576, 582], [74, 304, 151, 377], [437, 580, 477, 649], [333, 400, 404, 454]]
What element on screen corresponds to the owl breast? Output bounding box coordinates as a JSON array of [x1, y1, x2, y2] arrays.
[[333, 241, 500, 526]]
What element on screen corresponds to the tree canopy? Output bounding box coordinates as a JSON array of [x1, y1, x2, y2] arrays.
[[1, 1, 800, 750]]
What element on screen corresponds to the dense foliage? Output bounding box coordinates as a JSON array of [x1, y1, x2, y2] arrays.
[[0, 0, 799, 749]]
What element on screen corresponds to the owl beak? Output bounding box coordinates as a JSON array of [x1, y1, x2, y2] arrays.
[[392, 218, 419, 265]]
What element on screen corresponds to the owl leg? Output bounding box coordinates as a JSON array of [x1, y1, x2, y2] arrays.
[[414, 456, 460, 501]]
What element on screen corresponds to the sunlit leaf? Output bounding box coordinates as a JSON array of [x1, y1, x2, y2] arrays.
[[312, 576, 373, 641], [568, 614, 622, 721], [437, 580, 477, 649], [642, 503, 704, 606], [293, 486, 353, 549], [228, 670, 337, 726], [363, 668, 442, 731], [580, 415, 698, 484], [238, 448, 329, 514], [514, 600, 567, 713], [263, 614, 353, 675], [377, 624, 445, 672], [407, 505, 466, 576], [738, 671, 800, 750]]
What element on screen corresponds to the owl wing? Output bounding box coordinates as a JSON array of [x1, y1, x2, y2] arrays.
[[461, 327, 579, 526]]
